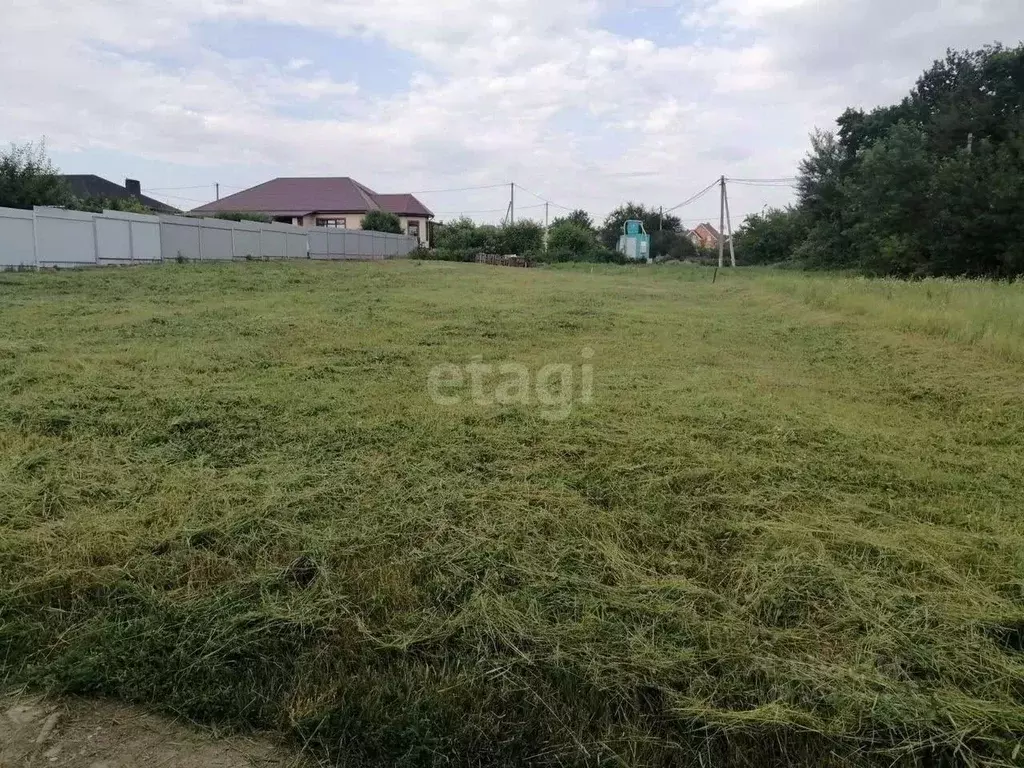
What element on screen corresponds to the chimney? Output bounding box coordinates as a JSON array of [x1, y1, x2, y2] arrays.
[[125, 178, 141, 197]]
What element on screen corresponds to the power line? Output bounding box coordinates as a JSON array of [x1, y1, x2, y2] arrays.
[[663, 179, 720, 213], [408, 182, 510, 195], [143, 191, 211, 204], [143, 184, 216, 192], [435, 203, 546, 216], [513, 183, 572, 212]]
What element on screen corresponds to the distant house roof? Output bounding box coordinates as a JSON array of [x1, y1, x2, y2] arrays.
[[61, 175, 179, 213], [190, 177, 434, 218], [693, 222, 721, 239]]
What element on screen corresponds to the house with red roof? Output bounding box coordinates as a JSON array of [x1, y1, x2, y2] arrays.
[[688, 222, 721, 250], [191, 177, 434, 246]]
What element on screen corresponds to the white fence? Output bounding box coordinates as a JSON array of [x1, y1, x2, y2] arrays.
[[0, 207, 419, 269]]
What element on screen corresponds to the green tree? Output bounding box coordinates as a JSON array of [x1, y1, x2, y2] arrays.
[[733, 207, 807, 265], [551, 209, 594, 231], [501, 220, 544, 255], [547, 220, 597, 261], [362, 210, 403, 234], [0, 140, 74, 210]]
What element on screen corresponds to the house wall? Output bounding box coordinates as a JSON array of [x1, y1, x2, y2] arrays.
[[301, 212, 430, 247], [299, 212, 366, 230]]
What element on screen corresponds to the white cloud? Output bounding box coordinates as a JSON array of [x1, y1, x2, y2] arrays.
[[1, 0, 1021, 223]]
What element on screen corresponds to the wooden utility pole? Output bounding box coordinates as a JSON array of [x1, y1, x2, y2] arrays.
[[215, 183, 220, 201], [510, 182, 515, 225], [718, 176, 725, 269], [659, 206, 663, 231], [723, 177, 736, 267]]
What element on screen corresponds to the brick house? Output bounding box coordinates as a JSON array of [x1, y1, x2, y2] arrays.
[[191, 177, 434, 246], [688, 222, 721, 249]]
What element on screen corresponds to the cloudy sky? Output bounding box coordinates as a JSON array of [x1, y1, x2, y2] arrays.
[[3, 0, 1021, 225]]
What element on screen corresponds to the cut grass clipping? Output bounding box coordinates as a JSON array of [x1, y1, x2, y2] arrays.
[[2, 261, 1023, 766]]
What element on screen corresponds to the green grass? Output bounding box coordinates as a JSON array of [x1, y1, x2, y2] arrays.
[[2, 261, 1023, 766]]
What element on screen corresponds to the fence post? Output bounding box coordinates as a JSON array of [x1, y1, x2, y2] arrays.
[[31, 209, 39, 270], [92, 215, 100, 267]]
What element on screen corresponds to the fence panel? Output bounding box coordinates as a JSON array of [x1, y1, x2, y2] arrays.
[[95, 211, 162, 264], [286, 231, 307, 259], [199, 218, 234, 261], [0, 207, 36, 267], [95, 217, 131, 264], [307, 229, 329, 260], [129, 214, 162, 262], [231, 221, 261, 260], [259, 226, 287, 259], [35, 208, 97, 267], [159, 216, 201, 262]]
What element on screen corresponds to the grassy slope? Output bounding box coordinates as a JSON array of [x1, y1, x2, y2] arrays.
[[1, 261, 1023, 766]]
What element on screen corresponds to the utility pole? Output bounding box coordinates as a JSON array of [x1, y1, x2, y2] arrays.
[[545, 201, 549, 229], [510, 182, 515, 225], [215, 183, 220, 201], [967, 132, 974, 154], [723, 177, 736, 267], [718, 176, 725, 269], [659, 206, 663, 231]]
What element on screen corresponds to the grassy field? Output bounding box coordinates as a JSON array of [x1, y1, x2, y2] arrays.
[[2, 260, 1023, 767]]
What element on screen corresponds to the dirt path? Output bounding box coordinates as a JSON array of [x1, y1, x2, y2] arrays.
[[1, 693, 306, 768]]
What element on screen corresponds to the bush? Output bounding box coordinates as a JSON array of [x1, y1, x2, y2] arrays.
[[213, 212, 273, 223], [432, 218, 544, 256], [0, 140, 74, 210], [733, 207, 808, 265], [501, 221, 544, 255], [362, 210, 403, 234], [547, 221, 597, 259]]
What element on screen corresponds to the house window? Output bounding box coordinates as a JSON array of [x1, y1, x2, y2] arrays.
[[407, 220, 420, 239], [316, 218, 346, 228]]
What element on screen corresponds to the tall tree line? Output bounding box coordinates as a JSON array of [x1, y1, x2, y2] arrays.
[[736, 43, 1024, 277]]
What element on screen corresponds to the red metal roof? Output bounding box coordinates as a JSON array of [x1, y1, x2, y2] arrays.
[[191, 177, 433, 217], [375, 193, 434, 217]]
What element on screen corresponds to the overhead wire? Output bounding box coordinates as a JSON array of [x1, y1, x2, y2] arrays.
[[513, 183, 573, 212], [408, 182, 510, 195], [663, 179, 720, 213]]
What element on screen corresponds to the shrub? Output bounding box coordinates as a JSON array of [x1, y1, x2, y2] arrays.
[[213, 212, 273, 223], [362, 210, 403, 234], [0, 140, 74, 210], [547, 221, 597, 259]]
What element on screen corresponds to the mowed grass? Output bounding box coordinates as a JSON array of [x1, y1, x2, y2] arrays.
[[1, 261, 1023, 766]]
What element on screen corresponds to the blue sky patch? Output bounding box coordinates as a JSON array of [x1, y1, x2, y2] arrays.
[[192, 19, 423, 97]]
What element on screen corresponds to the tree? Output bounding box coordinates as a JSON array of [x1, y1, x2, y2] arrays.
[[733, 207, 807, 265], [0, 140, 74, 210], [501, 220, 544, 255], [551, 209, 594, 231], [362, 210, 403, 234], [787, 42, 1024, 277], [547, 220, 598, 260]]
